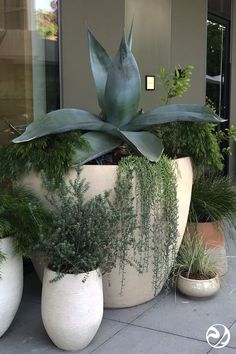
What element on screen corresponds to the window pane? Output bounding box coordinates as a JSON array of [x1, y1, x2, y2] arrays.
[[0, 0, 60, 144], [206, 20, 227, 116]]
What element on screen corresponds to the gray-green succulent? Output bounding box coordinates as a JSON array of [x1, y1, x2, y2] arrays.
[[13, 26, 224, 164]]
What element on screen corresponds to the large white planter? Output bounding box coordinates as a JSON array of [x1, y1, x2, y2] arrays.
[[0, 237, 23, 337], [22, 157, 193, 307], [42, 268, 103, 351]]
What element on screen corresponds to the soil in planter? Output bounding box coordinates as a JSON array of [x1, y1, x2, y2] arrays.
[[87, 143, 131, 165], [181, 272, 217, 280]]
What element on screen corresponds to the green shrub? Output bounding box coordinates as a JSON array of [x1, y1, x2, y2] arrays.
[[0, 185, 52, 257], [0, 131, 89, 189], [34, 177, 120, 278], [189, 175, 236, 223]]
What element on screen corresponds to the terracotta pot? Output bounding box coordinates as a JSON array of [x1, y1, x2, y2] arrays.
[[177, 273, 220, 298], [42, 268, 103, 351], [0, 237, 23, 337], [187, 223, 227, 276], [22, 157, 193, 308]]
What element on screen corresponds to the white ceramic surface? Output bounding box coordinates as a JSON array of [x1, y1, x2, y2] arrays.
[[0, 237, 23, 337], [41, 268, 103, 351], [22, 157, 193, 308], [177, 274, 220, 298]]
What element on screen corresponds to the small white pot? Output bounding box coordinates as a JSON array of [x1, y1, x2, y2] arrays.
[[42, 268, 103, 351], [177, 274, 220, 298], [0, 237, 23, 337]]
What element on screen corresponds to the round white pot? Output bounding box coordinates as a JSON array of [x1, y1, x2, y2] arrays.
[[42, 268, 103, 351], [22, 157, 193, 308], [177, 274, 220, 298], [0, 237, 23, 337]]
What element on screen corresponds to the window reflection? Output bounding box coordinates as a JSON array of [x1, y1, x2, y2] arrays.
[[0, 0, 60, 145], [206, 20, 228, 117]]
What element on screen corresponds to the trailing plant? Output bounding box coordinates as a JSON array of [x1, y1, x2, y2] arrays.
[[0, 185, 52, 258], [189, 175, 236, 224], [176, 231, 217, 280], [34, 177, 122, 279], [12, 27, 223, 166], [114, 155, 178, 294], [0, 131, 89, 189]]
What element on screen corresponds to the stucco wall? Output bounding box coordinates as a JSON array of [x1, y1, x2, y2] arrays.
[[171, 0, 207, 105], [125, 0, 172, 110], [60, 0, 125, 112], [61, 0, 172, 113]]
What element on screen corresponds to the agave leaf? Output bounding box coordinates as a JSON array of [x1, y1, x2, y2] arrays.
[[125, 104, 226, 131], [87, 29, 112, 112], [12, 109, 115, 143], [127, 19, 134, 50], [120, 130, 164, 162], [73, 131, 122, 165], [104, 36, 141, 127]]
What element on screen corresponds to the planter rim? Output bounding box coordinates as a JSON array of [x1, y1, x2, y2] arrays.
[[188, 221, 222, 226], [178, 273, 219, 283], [0, 236, 12, 241], [83, 156, 191, 167], [45, 267, 100, 279]]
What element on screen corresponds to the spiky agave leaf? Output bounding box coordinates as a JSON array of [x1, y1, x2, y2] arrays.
[[87, 29, 112, 112], [12, 109, 116, 143], [74, 131, 122, 165], [12, 29, 225, 165], [104, 35, 141, 127], [125, 104, 225, 131], [127, 19, 134, 50]]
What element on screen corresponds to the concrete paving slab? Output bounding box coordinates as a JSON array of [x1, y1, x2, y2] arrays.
[[210, 347, 236, 354], [133, 283, 236, 342], [92, 324, 210, 354], [1, 298, 126, 354], [104, 293, 164, 324]]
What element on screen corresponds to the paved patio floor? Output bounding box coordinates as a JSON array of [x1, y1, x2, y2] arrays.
[[1, 232, 236, 354]]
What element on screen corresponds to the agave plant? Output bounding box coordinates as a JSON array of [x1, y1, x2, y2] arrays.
[[13, 27, 224, 164]]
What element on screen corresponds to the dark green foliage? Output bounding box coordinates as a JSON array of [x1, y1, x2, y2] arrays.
[[115, 156, 178, 294], [189, 175, 236, 223], [153, 122, 223, 171], [35, 178, 120, 277], [176, 231, 217, 279], [0, 185, 51, 258], [0, 131, 89, 189]]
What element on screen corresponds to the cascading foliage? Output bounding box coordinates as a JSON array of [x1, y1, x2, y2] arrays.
[[12, 25, 224, 164], [113, 155, 178, 294]]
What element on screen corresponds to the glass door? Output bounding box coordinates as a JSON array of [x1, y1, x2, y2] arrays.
[[206, 17, 230, 119], [0, 0, 60, 144], [206, 13, 231, 172]]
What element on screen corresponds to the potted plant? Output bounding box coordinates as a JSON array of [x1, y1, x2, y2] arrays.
[[176, 232, 220, 298], [187, 175, 236, 276], [1, 27, 224, 308], [0, 184, 49, 337], [35, 177, 119, 351]]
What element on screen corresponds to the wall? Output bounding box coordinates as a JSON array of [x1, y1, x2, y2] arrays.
[[125, 0, 172, 110], [60, 0, 125, 112], [171, 0, 207, 105]]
